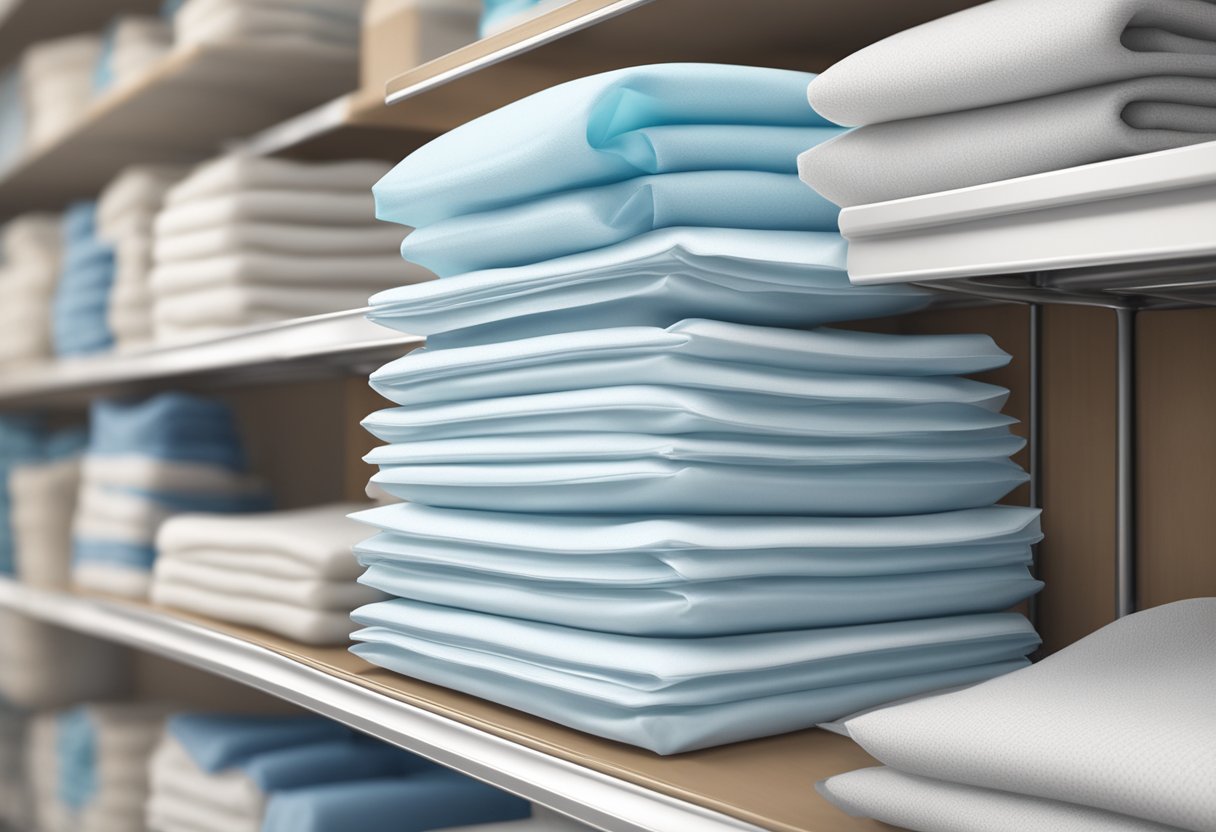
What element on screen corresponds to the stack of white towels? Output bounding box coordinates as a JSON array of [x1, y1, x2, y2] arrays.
[[72, 392, 269, 599], [9, 427, 88, 590], [148, 713, 532, 832], [819, 599, 1216, 832], [351, 63, 1043, 756], [28, 703, 166, 832], [172, 0, 364, 54], [0, 214, 61, 367], [20, 35, 103, 149], [151, 503, 385, 645], [0, 610, 132, 710], [149, 154, 430, 344], [96, 165, 188, 349], [798, 0, 1216, 206], [93, 15, 174, 95]]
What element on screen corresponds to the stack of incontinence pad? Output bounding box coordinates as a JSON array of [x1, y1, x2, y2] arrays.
[[97, 165, 188, 348], [72, 393, 269, 599], [28, 703, 166, 832], [173, 0, 363, 54], [353, 63, 1043, 755], [10, 427, 88, 589], [21, 35, 103, 148], [0, 214, 60, 366], [148, 714, 531, 832], [0, 611, 132, 709], [94, 16, 173, 95], [819, 599, 1216, 832], [798, 0, 1216, 206], [150, 155, 429, 344], [151, 503, 385, 644], [52, 202, 117, 357]]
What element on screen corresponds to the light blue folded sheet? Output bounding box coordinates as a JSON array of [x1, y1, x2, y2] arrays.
[[357, 560, 1041, 635], [168, 715, 353, 773], [52, 203, 116, 357], [369, 457, 1028, 515], [371, 319, 1011, 408], [350, 503, 1043, 585], [373, 64, 835, 226], [368, 229, 929, 348], [262, 771, 531, 832], [361, 387, 1018, 444], [242, 738, 436, 792], [351, 600, 1039, 753], [401, 171, 840, 277]]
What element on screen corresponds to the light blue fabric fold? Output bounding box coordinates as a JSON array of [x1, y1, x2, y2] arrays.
[[53, 202, 116, 357], [373, 64, 834, 226], [0, 416, 48, 575], [167, 715, 351, 774], [262, 771, 531, 832], [56, 708, 97, 813], [349, 504, 1043, 585], [367, 229, 929, 348], [479, 0, 541, 36], [88, 393, 248, 469], [242, 738, 436, 792], [401, 171, 839, 277]]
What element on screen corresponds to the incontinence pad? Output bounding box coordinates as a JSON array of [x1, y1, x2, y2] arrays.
[[352, 599, 1038, 754], [351, 503, 1042, 585], [819, 598, 1216, 832], [373, 63, 837, 226], [370, 320, 1011, 408], [401, 171, 839, 276], [367, 228, 930, 347]]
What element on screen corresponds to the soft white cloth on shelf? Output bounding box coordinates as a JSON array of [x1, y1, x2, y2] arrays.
[[21, 35, 103, 147], [155, 191, 378, 235], [98, 166, 189, 239], [154, 222, 407, 263], [821, 599, 1216, 832], [0, 610, 131, 708], [152, 284, 388, 339], [83, 454, 264, 496], [11, 454, 81, 588], [174, 0, 362, 51], [150, 582, 359, 643], [0, 214, 61, 365], [155, 559, 380, 609], [166, 156, 390, 205], [149, 251, 427, 295]]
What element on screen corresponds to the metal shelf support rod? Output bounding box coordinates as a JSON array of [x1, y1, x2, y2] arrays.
[[1115, 306, 1138, 618]]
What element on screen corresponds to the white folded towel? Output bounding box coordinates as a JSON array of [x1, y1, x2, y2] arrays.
[[155, 191, 377, 236], [151, 284, 385, 341], [11, 455, 81, 589], [149, 251, 427, 295], [167, 156, 390, 206], [21, 35, 103, 147], [153, 222, 408, 263]]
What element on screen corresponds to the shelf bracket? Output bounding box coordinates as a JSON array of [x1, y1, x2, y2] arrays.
[[1115, 306, 1138, 618]]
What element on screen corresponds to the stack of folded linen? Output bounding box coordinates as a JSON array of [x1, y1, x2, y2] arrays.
[[0, 611, 132, 709], [0, 66, 24, 173], [0, 706, 30, 831], [10, 427, 88, 589], [72, 393, 269, 599], [150, 154, 429, 344], [52, 202, 118, 357], [0, 213, 61, 366], [97, 165, 188, 349], [28, 703, 167, 832], [147, 713, 531, 832], [819, 599, 1216, 832], [94, 16, 174, 95], [0, 414, 46, 577], [352, 63, 1043, 755], [798, 0, 1216, 206], [151, 503, 386, 644], [173, 0, 363, 53], [21, 35, 104, 148]]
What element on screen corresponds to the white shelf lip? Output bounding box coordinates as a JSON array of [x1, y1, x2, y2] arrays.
[[0, 309, 421, 405], [840, 141, 1216, 285], [0, 578, 766, 832], [384, 0, 652, 106]]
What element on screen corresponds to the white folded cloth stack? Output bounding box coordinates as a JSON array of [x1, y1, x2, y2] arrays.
[[28, 703, 167, 832], [799, 0, 1216, 206], [0, 706, 30, 831], [149, 154, 430, 344], [0, 610, 132, 709], [173, 0, 364, 53], [151, 503, 386, 644], [97, 165, 189, 349], [21, 35, 103, 148], [818, 598, 1216, 832], [94, 15, 174, 95], [0, 213, 61, 366], [10, 428, 88, 590]]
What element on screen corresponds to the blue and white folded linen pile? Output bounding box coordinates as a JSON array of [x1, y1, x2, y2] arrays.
[[150, 154, 430, 344], [147, 714, 531, 832], [10, 427, 88, 589], [0, 414, 47, 577], [52, 202, 118, 357], [71, 392, 269, 599], [28, 703, 167, 832], [0, 214, 60, 366], [798, 0, 1216, 206], [350, 62, 1043, 755]]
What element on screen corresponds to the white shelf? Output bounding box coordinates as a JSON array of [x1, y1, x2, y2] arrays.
[[0, 310, 421, 408], [841, 142, 1216, 289], [0, 578, 882, 832]]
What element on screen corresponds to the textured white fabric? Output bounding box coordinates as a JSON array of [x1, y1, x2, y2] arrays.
[[11, 455, 81, 589], [153, 558, 383, 610], [0, 214, 59, 364], [98, 166, 187, 240], [21, 35, 102, 147], [156, 504, 371, 580], [154, 222, 407, 263], [819, 767, 1189, 832], [83, 455, 264, 496], [73, 562, 154, 599], [151, 581, 356, 643], [108, 234, 157, 346], [840, 599, 1216, 832], [807, 0, 1216, 126], [149, 251, 428, 295], [798, 78, 1216, 206], [166, 156, 390, 205], [155, 191, 376, 235]]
